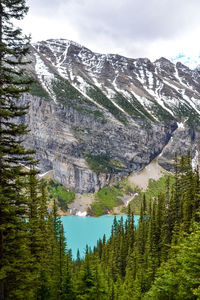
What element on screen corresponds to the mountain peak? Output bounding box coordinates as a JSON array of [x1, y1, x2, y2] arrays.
[[154, 57, 174, 66], [21, 37, 200, 193], [176, 61, 190, 70], [34, 38, 84, 49], [30, 37, 200, 129], [195, 64, 200, 72]]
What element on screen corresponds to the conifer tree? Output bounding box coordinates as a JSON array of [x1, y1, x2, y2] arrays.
[[0, 0, 35, 298], [47, 200, 67, 299], [145, 220, 200, 300], [31, 179, 52, 299], [72, 155, 200, 300], [61, 251, 76, 300]]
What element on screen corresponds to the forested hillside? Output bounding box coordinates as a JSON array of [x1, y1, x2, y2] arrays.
[[1, 0, 200, 299], [76, 155, 200, 300]]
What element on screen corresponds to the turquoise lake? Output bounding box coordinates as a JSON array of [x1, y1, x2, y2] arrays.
[[61, 215, 140, 259]]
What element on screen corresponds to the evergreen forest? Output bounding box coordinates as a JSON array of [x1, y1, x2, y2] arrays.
[[0, 0, 200, 299]]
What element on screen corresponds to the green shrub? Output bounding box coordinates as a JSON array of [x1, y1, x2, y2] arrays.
[[85, 154, 124, 173], [30, 81, 51, 100], [86, 154, 112, 173], [46, 179, 75, 211], [122, 175, 175, 215], [114, 92, 154, 122], [151, 102, 174, 122], [87, 85, 128, 124], [51, 75, 105, 120], [144, 174, 175, 201], [91, 186, 123, 216]]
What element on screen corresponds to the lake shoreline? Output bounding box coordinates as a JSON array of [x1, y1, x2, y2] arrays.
[[61, 214, 139, 259]]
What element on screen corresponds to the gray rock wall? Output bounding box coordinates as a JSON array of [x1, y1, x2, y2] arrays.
[[18, 94, 179, 193]]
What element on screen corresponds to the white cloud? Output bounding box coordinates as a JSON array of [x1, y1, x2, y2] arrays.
[[16, 0, 200, 69]]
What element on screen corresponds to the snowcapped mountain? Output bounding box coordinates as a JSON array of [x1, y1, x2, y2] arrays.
[[195, 65, 200, 72], [30, 39, 200, 127], [19, 39, 200, 192]]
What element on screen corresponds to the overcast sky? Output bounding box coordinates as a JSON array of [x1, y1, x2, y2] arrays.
[[18, 0, 200, 69]]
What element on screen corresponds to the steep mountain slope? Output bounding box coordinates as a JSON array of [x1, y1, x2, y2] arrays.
[[31, 39, 200, 126], [19, 39, 200, 192]]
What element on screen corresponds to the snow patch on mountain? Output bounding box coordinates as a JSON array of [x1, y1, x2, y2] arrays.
[[180, 90, 200, 115], [192, 150, 199, 170], [177, 122, 185, 129], [31, 39, 200, 126], [33, 50, 57, 103], [76, 76, 91, 94]]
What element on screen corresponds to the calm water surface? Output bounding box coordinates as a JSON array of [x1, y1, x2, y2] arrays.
[[61, 215, 139, 259]]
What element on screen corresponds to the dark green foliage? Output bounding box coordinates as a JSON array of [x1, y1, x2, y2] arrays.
[[85, 154, 111, 173], [122, 174, 175, 215], [144, 173, 175, 201], [85, 153, 124, 174], [172, 101, 200, 128], [1, 14, 200, 297], [130, 94, 156, 122], [146, 220, 200, 299], [90, 178, 136, 216], [92, 110, 105, 119], [30, 80, 51, 100], [46, 179, 75, 211], [51, 75, 105, 120], [52, 75, 89, 105], [91, 185, 123, 216], [114, 92, 143, 118], [79, 155, 200, 299], [114, 91, 155, 123], [0, 2, 75, 298], [151, 102, 175, 122], [87, 85, 128, 124], [75, 253, 107, 300], [0, 0, 37, 298]]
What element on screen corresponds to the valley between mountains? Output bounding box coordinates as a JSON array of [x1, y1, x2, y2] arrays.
[[18, 39, 200, 214]]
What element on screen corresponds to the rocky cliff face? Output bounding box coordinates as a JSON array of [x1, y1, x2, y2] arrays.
[[19, 94, 176, 193], [19, 39, 200, 192], [158, 126, 200, 171]]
